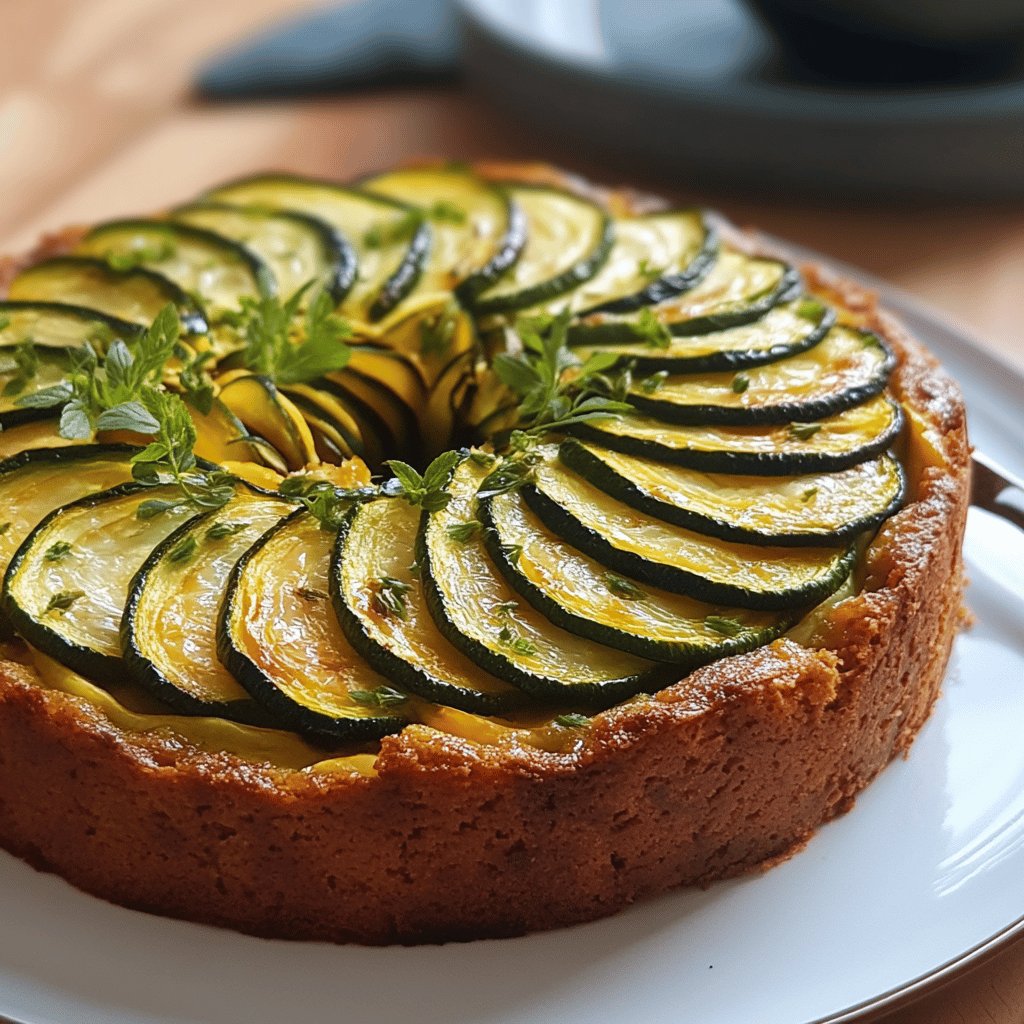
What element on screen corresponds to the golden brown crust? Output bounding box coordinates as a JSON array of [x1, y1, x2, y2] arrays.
[[0, 186, 970, 944]]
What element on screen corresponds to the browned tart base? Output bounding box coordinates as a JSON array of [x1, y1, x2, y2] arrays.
[[0, 234, 969, 945]]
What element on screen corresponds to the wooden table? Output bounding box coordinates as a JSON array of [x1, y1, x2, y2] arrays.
[[2, 3, 1022, 1022]]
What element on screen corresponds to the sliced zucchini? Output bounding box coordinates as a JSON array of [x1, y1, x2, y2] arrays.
[[628, 327, 894, 426], [569, 395, 904, 475], [2, 483, 199, 680], [419, 456, 673, 702], [216, 372, 318, 470], [559, 438, 905, 546], [0, 446, 136, 631], [332, 495, 526, 713], [122, 485, 293, 721], [468, 185, 614, 316], [0, 300, 143, 349], [173, 201, 356, 304], [345, 343, 426, 419], [189, 398, 270, 467], [204, 173, 430, 322], [568, 250, 799, 344], [564, 210, 717, 316], [360, 165, 527, 304], [480, 484, 794, 662], [571, 297, 835, 374], [281, 382, 364, 458], [219, 509, 408, 741], [0, 419, 85, 460], [0, 346, 73, 428], [8, 257, 208, 334], [74, 219, 274, 317], [522, 452, 855, 609], [324, 369, 407, 453]]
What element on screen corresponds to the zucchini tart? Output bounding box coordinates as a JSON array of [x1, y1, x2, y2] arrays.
[[0, 163, 968, 944]]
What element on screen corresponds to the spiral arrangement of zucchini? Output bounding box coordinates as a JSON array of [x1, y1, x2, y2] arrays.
[[0, 163, 908, 749]]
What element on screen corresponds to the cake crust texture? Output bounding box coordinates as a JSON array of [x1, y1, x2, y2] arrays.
[[0, 258, 969, 942]]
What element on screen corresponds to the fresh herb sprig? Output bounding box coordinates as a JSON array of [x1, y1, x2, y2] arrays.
[[2, 342, 39, 397], [227, 286, 353, 385], [130, 389, 236, 518], [382, 451, 463, 512], [15, 304, 181, 439], [278, 474, 376, 531]]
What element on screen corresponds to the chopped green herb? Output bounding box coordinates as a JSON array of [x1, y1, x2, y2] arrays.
[[419, 302, 459, 356], [278, 474, 375, 531], [497, 624, 537, 656], [795, 297, 826, 322], [428, 200, 466, 224], [731, 373, 750, 394], [106, 239, 176, 272], [704, 615, 745, 638], [363, 209, 423, 249], [43, 541, 73, 562], [554, 713, 590, 729], [446, 519, 483, 542], [45, 589, 84, 614], [206, 520, 248, 540], [500, 542, 523, 565], [639, 371, 668, 394], [801, 487, 819, 503], [167, 534, 198, 564], [0, 522, 10, 537], [495, 600, 518, 614], [789, 422, 822, 441], [349, 685, 408, 709], [604, 572, 646, 601], [476, 456, 535, 500], [295, 585, 328, 602], [2, 343, 39, 397], [637, 258, 665, 282], [176, 344, 217, 415], [469, 450, 497, 467], [628, 308, 672, 350], [372, 575, 412, 620]]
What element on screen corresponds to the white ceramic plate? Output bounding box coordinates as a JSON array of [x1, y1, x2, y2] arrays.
[[1, 260, 1022, 1024]]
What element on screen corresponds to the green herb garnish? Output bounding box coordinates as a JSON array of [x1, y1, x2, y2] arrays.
[[554, 713, 590, 729], [498, 624, 537, 656], [383, 451, 462, 512], [731, 373, 750, 394], [2, 343, 39, 398], [604, 572, 646, 601], [105, 238, 175, 272], [801, 487, 819, 503], [372, 576, 412, 620], [43, 541, 72, 562], [789, 422, 822, 441], [349, 685, 408, 709], [206, 520, 248, 540], [278, 474, 375, 531], [638, 371, 668, 394], [795, 298, 826, 322], [704, 615, 745, 637], [45, 589, 84, 614], [419, 301, 459, 357], [295, 586, 328, 602], [628, 308, 672, 350], [363, 209, 424, 249], [446, 519, 483, 542], [166, 534, 198, 564]]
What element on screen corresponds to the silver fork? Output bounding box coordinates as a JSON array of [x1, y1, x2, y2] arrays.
[[972, 452, 1024, 531]]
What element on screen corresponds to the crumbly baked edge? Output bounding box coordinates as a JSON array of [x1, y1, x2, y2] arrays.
[[0, 215, 970, 946]]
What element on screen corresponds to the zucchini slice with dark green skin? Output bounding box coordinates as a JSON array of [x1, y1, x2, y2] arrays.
[[8, 257, 208, 335], [203, 172, 431, 323], [571, 210, 718, 316], [569, 395, 904, 476], [122, 485, 294, 722], [360, 165, 528, 305], [480, 484, 794, 662], [0, 300, 144, 349], [2, 483, 200, 680], [216, 373, 319, 470], [281, 382, 365, 459], [0, 419, 82, 461], [218, 509, 409, 741], [0, 445, 136, 631], [628, 327, 895, 427], [418, 456, 675, 703], [331, 495, 527, 713], [468, 184, 614, 316], [74, 219, 275, 316], [567, 250, 800, 344], [559, 438, 905, 546], [172, 201, 357, 304], [323, 369, 407, 453], [0, 346, 73, 428], [521, 452, 856, 610], [571, 297, 835, 374]]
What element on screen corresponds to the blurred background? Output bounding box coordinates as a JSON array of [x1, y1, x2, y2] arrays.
[[0, 1, 1022, 1020]]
